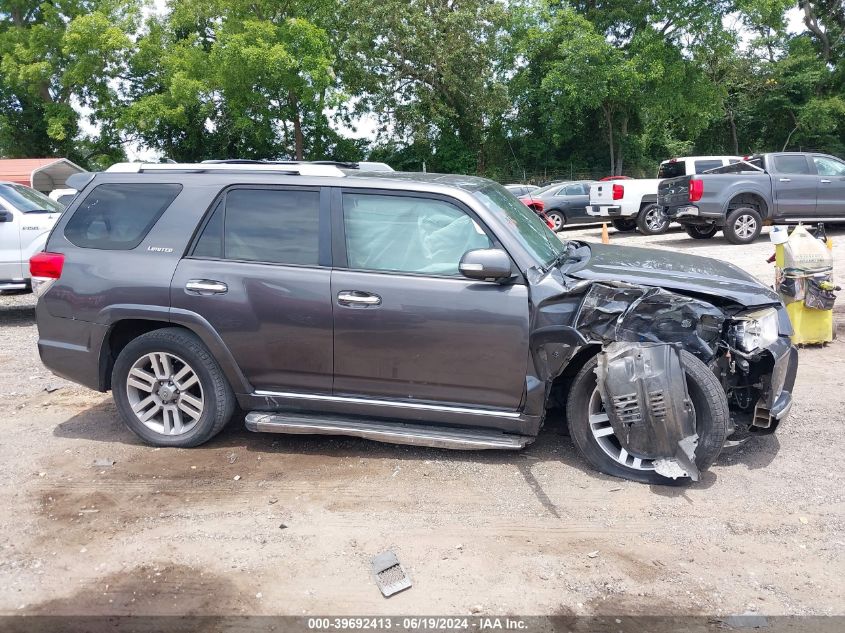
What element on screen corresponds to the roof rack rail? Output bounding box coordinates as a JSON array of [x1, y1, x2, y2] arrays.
[[105, 162, 346, 177], [202, 159, 361, 169]]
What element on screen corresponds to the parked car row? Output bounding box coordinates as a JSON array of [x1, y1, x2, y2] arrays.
[[504, 151, 845, 243]]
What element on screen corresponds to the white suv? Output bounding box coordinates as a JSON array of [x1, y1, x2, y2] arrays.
[[0, 182, 64, 291]]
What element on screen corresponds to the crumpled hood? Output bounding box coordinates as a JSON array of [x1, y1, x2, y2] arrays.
[[566, 242, 781, 308]]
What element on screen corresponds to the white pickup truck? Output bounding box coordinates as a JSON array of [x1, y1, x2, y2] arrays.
[[0, 182, 64, 291], [586, 156, 740, 234]]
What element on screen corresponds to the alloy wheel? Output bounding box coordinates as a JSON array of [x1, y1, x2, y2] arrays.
[[125, 352, 204, 436], [588, 388, 656, 472], [644, 206, 668, 232], [734, 214, 757, 240]]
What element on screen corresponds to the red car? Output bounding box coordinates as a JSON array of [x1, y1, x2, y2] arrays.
[[516, 194, 555, 229]]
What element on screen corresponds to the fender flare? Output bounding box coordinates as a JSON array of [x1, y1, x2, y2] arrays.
[[95, 305, 253, 394]]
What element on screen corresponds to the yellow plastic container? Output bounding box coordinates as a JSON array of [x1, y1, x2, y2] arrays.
[[784, 300, 833, 345], [775, 238, 834, 345]]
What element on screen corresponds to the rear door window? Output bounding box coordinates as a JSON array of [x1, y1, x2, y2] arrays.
[[773, 155, 811, 175], [64, 183, 182, 250], [191, 188, 321, 266]]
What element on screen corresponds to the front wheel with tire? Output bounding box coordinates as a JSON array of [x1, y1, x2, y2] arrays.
[[723, 207, 762, 244], [111, 327, 235, 447], [546, 210, 565, 232], [565, 351, 729, 485], [683, 224, 719, 240], [611, 218, 637, 232], [636, 204, 670, 235]]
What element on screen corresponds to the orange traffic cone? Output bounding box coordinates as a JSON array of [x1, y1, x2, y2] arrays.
[[601, 222, 610, 244]]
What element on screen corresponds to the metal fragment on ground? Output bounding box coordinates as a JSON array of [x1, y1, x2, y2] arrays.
[[371, 550, 412, 597]]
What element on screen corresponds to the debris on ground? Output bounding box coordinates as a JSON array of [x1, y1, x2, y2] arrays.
[[93, 458, 115, 467], [371, 550, 412, 597], [587, 551, 600, 558]]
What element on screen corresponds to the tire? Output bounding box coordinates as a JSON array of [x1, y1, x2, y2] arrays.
[[723, 207, 762, 245], [611, 219, 637, 232], [683, 224, 719, 240], [636, 203, 670, 235], [546, 210, 565, 232], [565, 351, 729, 485], [111, 327, 235, 447]]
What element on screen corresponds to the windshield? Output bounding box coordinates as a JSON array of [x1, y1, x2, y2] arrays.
[[0, 183, 64, 213], [472, 183, 565, 267]]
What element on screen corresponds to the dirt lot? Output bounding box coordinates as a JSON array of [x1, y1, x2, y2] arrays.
[[0, 226, 843, 618]]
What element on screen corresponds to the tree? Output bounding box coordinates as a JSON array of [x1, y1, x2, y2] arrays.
[[121, 0, 342, 161], [340, 0, 511, 174], [0, 0, 138, 165], [520, 5, 721, 175]]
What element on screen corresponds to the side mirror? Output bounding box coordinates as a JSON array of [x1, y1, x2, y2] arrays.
[[0, 210, 12, 223], [459, 249, 513, 281]]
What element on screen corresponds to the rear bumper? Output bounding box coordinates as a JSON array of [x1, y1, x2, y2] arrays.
[[586, 205, 626, 217], [663, 204, 724, 223], [36, 303, 107, 391]]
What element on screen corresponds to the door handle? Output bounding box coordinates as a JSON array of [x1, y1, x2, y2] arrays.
[[337, 290, 381, 306], [779, 178, 791, 183], [185, 279, 228, 295], [820, 179, 831, 184]]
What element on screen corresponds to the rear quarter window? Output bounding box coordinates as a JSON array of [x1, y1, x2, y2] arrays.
[[64, 183, 182, 250]]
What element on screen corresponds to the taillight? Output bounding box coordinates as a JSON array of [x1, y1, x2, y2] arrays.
[[29, 252, 64, 297], [612, 184, 624, 200], [689, 179, 703, 202]]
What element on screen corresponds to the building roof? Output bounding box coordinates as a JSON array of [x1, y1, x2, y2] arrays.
[[0, 158, 86, 192]]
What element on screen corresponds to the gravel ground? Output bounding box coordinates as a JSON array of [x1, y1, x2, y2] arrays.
[[0, 227, 843, 618]]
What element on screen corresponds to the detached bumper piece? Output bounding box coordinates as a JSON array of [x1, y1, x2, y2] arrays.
[[751, 341, 798, 433], [597, 342, 700, 481]]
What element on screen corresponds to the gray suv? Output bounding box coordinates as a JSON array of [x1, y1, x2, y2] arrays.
[[32, 162, 798, 484]]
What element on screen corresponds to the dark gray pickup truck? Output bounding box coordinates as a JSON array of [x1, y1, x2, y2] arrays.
[[658, 152, 845, 244]]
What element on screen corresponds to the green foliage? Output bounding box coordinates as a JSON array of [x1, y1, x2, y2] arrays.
[[0, 0, 138, 165], [0, 0, 843, 176]]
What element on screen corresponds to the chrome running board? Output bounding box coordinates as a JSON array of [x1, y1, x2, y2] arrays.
[[244, 411, 532, 450]]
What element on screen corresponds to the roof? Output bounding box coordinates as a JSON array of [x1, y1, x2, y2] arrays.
[[0, 158, 86, 192]]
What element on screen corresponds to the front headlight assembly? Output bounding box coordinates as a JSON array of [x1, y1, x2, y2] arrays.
[[729, 307, 780, 353]]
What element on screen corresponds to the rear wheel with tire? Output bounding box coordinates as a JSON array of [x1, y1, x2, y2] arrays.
[[723, 207, 762, 244], [112, 327, 235, 447], [565, 351, 729, 485], [636, 204, 670, 235], [683, 224, 719, 240], [546, 209, 565, 232], [611, 218, 637, 232]]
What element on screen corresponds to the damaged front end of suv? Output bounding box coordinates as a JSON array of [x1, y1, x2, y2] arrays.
[[531, 242, 798, 484]]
